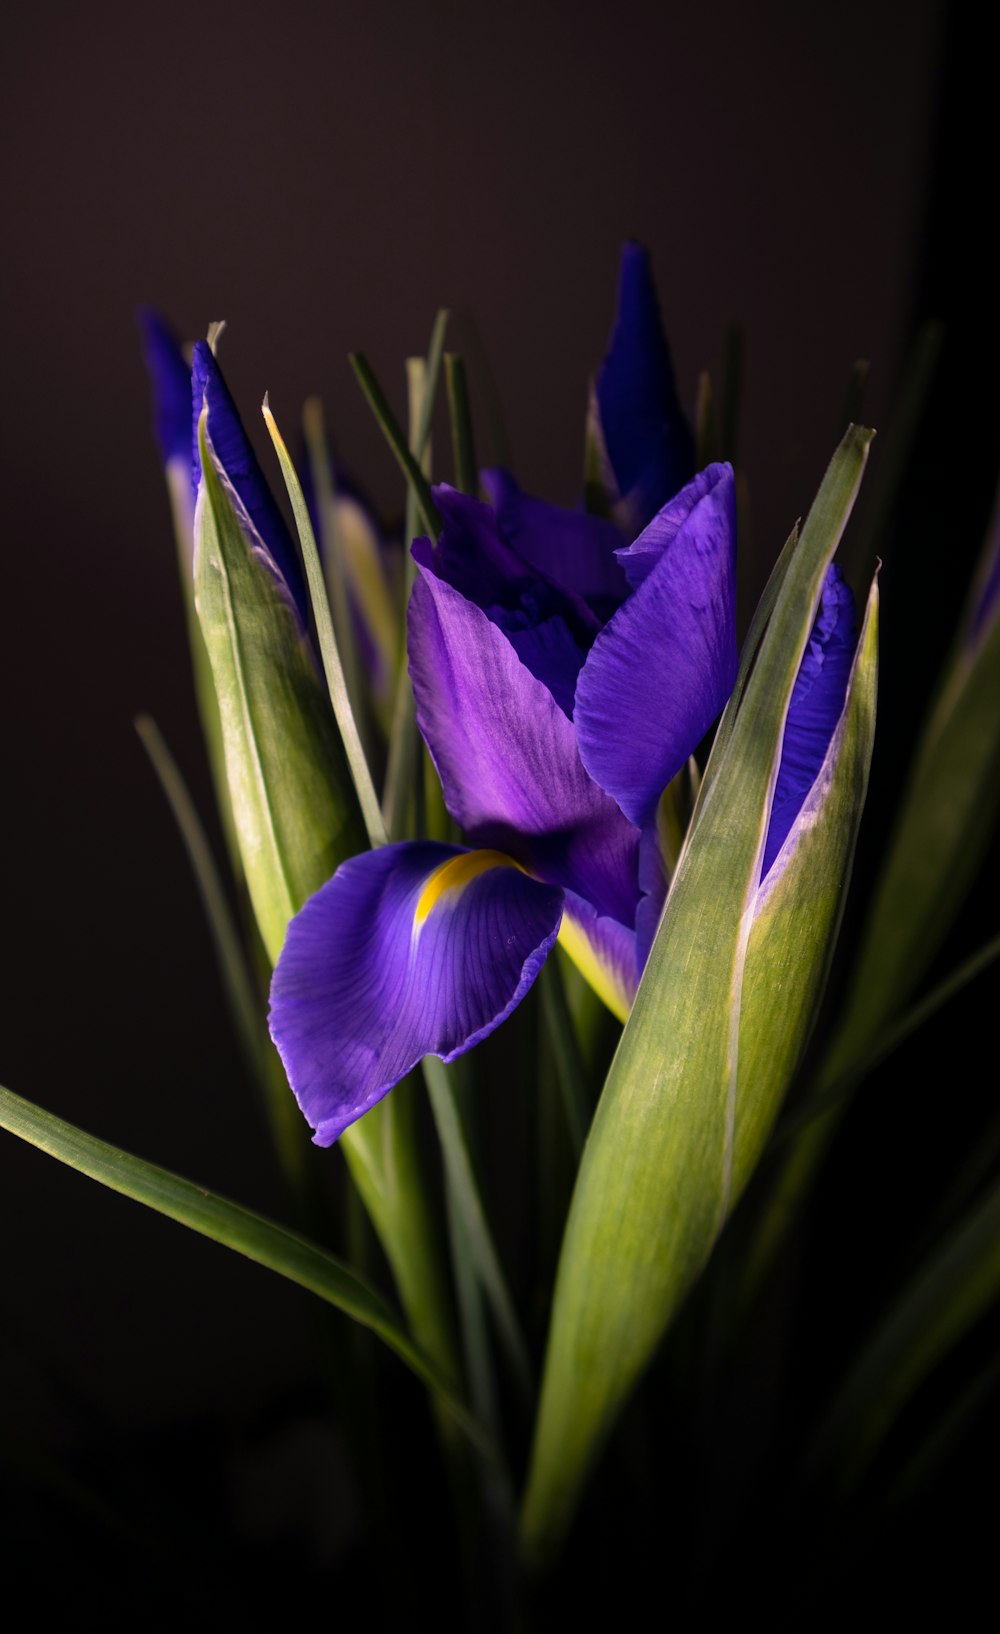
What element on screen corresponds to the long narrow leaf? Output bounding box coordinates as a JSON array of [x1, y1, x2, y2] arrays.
[[522, 426, 875, 1562], [134, 715, 305, 1191], [812, 1172, 1000, 1493], [423, 1057, 533, 1403], [262, 398, 385, 850], [0, 1083, 489, 1456], [349, 351, 441, 538]]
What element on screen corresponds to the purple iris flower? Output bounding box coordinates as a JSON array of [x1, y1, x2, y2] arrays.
[[269, 460, 742, 1144], [268, 245, 858, 1148]]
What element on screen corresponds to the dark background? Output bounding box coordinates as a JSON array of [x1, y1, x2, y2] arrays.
[[2, 1, 996, 1626]]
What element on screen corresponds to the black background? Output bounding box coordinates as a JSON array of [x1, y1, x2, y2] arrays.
[[2, 2, 997, 1626]]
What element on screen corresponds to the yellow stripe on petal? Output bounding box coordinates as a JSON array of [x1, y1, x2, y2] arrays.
[[557, 913, 631, 1023], [414, 849, 520, 927]]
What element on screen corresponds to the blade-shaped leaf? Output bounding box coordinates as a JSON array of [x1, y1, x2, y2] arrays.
[[521, 426, 875, 1562], [745, 484, 1000, 1303], [195, 407, 458, 1387], [194, 408, 366, 965], [811, 1169, 1000, 1494], [0, 1082, 488, 1456]]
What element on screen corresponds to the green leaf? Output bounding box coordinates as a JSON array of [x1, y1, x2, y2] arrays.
[[812, 1170, 1000, 1494], [0, 1082, 488, 1457], [444, 352, 477, 496], [195, 406, 458, 1387], [349, 351, 441, 538], [262, 398, 385, 850], [520, 426, 875, 1563], [745, 487, 1000, 1304], [422, 1057, 533, 1404], [194, 407, 366, 966], [134, 715, 306, 1193]]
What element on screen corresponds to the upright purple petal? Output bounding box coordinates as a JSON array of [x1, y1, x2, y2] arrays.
[[269, 842, 563, 1144], [408, 563, 641, 927], [414, 486, 600, 717], [595, 241, 695, 530], [192, 340, 308, 623], [138, 308, 191, 468], [573, 465, 738, 829], [761, 565, 857, 880], [481, 467, 628, 617]]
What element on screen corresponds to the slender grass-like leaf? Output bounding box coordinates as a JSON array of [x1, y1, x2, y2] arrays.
[[196, 404, 459, 1390], [350, 351, 441, 538], [521, 427, 875, 1563], [134, 715, 306, 1190], [194, 409, 366, 964], [262, 398, 385, 850], [539, 957, 588, 1161], [423, 1056, 533, 1404], [811, 1172, 1000, 1494], [301, 395, 364, 728], [744, 494, 1000, 1305], [382, 319, 448, 839], [445, 353, 477, 495], [0, 1082, 489, 1456]]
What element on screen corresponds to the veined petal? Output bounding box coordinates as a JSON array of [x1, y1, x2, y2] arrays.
[[191, 340, 308, 623], [408, 564, 641, 927], [574, 464, 738, 829], [138, 308, 192, 468], [614, 464, 731, 591], [761, 564, 857, 881], [595, 240, 695, 531], [414, 486, 599, 714], [481, 467, 628, 616], [269, 842, 563, 1144]]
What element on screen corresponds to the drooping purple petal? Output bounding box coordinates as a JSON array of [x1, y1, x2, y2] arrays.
[[481, 467, 628, 617], [269, 842, 563, 1144], [761, 565, 857, 880], [192, 340, 308, 623], [413, 486, 600, 717], [595, 241, 695, 531], [137, 308, 191, 468], [573, 464, 738, 829], [408, 564, 641, 926]]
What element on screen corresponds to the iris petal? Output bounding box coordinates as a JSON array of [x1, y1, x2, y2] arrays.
[[408, 562, 640, 926], [595, 240, 695, 531], [481, 467, 628, 617], [269, 843, 563, 1144], [191, 341, 308, 624], [573, 464, 738, 829], [414, 486, 598, 714], [558, 891, 639, 1022], [761, 564, 857, 880], [138, 308, 192, 468]]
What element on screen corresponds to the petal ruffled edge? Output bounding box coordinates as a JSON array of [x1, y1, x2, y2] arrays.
[[269, 842, 564, 1144], [573, 464, 738, 830]]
